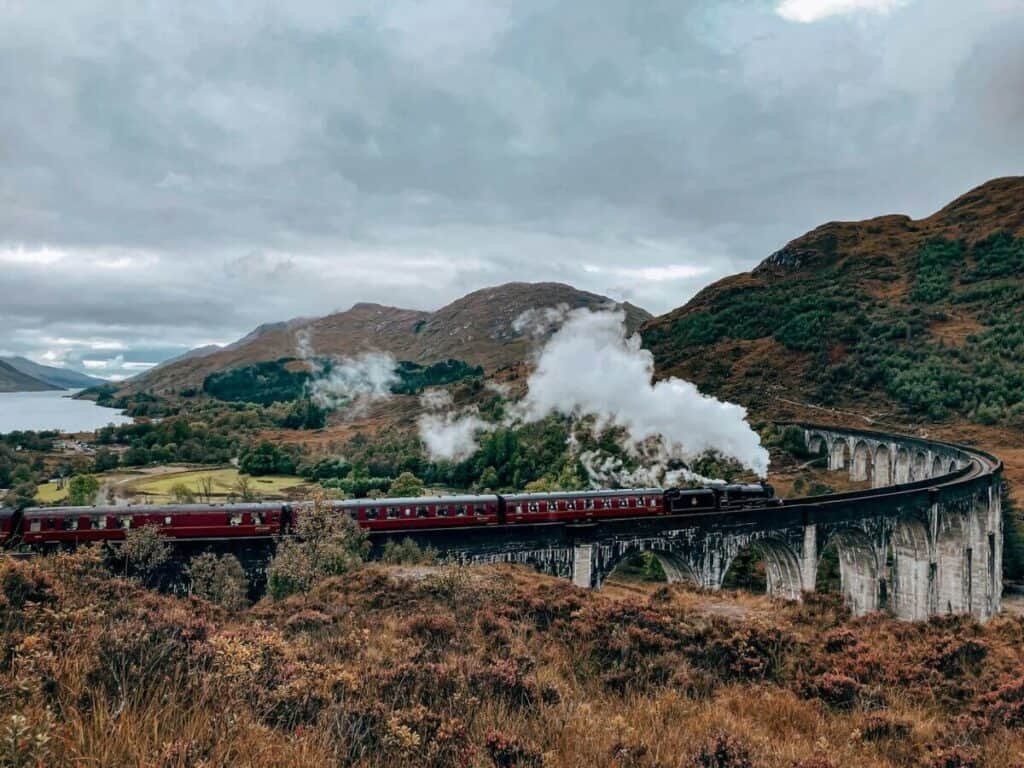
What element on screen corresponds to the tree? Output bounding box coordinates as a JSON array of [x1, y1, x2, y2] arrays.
[[233, 474, 256, 502], [239, 442, 295, 476], [67, 475, 100, 506], [169, 482, 196, 504], [267, 491, 368, 599], [121, 524, 171, 585], [3, 482, 38, 511], [388, 471, 424, 497], [188, 552, 248, 610], [477, 466, 499, 491], [197, 475, 216, 503], [92, 448, 119, 473]]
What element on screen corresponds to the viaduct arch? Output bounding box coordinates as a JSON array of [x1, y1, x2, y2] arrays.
[[388, 424, 1004, 623]]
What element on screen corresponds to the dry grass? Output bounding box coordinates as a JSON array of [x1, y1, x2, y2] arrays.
[[3, 556, 1024, 768]]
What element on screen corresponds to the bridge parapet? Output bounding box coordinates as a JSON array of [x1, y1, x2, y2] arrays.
[[802, 425, 968, 488]]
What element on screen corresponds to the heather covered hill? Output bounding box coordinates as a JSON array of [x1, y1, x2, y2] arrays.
[[8, 553, 1024, 768], [121, 282, 650, 397], [643, 177, 1024, 426]]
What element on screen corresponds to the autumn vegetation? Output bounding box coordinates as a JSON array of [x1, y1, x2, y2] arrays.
[[4, 542, 1024, 768]]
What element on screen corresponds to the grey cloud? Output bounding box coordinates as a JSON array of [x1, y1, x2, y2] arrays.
[[1, 0, 1022, 376]]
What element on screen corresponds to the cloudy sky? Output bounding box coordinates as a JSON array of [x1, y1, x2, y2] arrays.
[[2, 0, 1023, 379]]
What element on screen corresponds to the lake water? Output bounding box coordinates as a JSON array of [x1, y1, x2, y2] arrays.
[[0, 390, 133, 434]]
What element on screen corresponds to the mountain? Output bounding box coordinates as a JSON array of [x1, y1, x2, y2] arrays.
[[141, 345, 224, 378], [0, 356, 107, 390], [642, 177, 1024, 426], [121, 282, 652, 396], [0, 360, 61, 393]]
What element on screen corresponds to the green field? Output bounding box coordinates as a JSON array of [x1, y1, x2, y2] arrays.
[[33, 466, 311, 505], [125, 467, 309, 502], [35, 481, 70, 504]]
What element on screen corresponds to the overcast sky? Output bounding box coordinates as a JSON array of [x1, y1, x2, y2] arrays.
[[2, 0, 1023, 379]]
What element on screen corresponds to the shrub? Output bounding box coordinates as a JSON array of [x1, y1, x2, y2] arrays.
[[120, 524, 171, 585], [685, 731, 756, 768], [809, 673, 861, 709], [485, 729, 543, 768], [188, 552, 248, 610], [0, 711, 53, 768], [859, 714, 912, 742], [926, 747, 979, 768], [381, 538, 438, 566], [794, 757, 837, 768], [267, 492, 368, 599], [388, 471, 425, 497]]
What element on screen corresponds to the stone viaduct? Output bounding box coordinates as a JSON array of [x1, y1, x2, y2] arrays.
[[394, 424, 1004, 623]]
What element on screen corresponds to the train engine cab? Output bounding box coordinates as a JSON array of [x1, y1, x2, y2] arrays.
[[663, 487, 718, 514], [715, 482, 780, 509]]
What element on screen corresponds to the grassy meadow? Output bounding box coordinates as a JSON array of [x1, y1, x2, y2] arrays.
[[123, 467, 309, 503], [33, 466, 311, 505]]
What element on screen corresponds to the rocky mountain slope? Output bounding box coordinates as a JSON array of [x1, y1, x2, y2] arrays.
[[643, 177, 1024, 427], [121, 282, 650, 396], [0, 360, 60, 393], [0, 356, 107, 390]]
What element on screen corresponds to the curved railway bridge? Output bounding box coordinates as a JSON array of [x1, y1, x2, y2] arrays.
[[395, 423, 1005, 622]]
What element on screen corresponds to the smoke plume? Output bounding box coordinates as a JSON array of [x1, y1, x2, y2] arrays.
[[417, 389, 489, 461], [295, 329, 399, 412], [515, 309, 769, 477]]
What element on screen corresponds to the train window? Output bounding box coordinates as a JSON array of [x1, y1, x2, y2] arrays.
[[416, 506, 429, 518], [514, 504, 523, 514], [616, 498, 627, 508], [648, 497, 658, 507], [29, 520, 40, 533], [346, 510, 358, 520], [528, 502, 539, 513], [253, 512, 263, 525], [475, 504, 487, 516], [120, 516, 132, 530], [366, 508, 379, 520], [62, 517, 78, 531], [403, 507, 412, 517], [164, 516, 172, 526], [230, 514, 242, 526], [691, 497, 700, 506], [386, 507, 398, 519], [584, 498, 594, 510], [91, 516, 107, 530], [565, 499, 576, 510]]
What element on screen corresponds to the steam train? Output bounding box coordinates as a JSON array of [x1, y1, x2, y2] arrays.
[[0, 482, 778, 548]]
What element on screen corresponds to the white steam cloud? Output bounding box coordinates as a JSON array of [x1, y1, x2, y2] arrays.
[[309, 352, 399, 411], [295, 329, 399, 413], [515, 309, 769, 478], [417, 388, 489, 461], [417, 309, 769, 483], [512, 303, 572, 338]]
